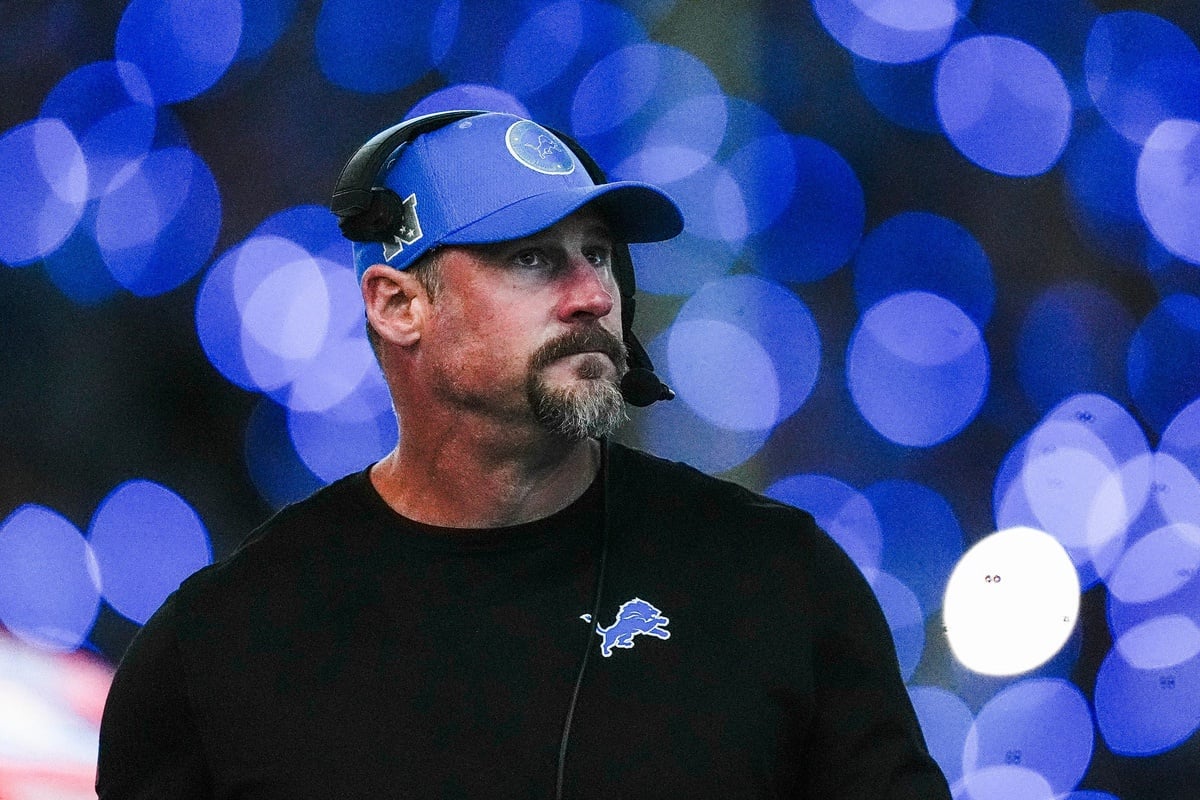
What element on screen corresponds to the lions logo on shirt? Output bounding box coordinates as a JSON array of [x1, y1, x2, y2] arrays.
[[505, 120, 576, 175], [584, 598, 671, 658]]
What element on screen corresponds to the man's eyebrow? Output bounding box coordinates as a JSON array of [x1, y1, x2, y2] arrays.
[[584, 224, 615, 241]]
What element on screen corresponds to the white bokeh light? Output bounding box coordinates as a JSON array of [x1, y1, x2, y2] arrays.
[[943, 527, 1080, 676]]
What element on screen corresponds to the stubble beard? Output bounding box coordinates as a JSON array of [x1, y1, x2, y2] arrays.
[[526, 328, 629, 441]]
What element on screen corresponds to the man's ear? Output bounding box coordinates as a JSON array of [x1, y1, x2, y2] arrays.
[[361, 264, 428, 348]]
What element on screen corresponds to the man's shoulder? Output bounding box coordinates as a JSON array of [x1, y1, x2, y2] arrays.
[[609, 444, 867, 599], [175, 468, 375, 606], [604, 443, 840, 568], [239, 468, 372, 549], [610, 443, 818, 534]]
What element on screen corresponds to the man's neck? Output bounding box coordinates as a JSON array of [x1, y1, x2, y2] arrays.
[[369, 424, 601, 529]]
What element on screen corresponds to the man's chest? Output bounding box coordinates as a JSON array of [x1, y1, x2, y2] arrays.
[[188, 580, 812, 799]]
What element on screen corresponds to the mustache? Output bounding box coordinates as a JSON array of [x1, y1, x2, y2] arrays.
[[530, 327, 628, 373]]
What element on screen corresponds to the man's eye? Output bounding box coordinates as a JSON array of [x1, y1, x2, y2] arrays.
[[514, 250, 546, 268], [585, 247, 612, 267]]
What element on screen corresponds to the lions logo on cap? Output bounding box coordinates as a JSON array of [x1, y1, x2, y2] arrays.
[[505, 120, 576, 175]]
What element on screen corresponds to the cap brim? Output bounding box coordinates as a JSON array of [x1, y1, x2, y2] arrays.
[[440, 181, 684, 247]]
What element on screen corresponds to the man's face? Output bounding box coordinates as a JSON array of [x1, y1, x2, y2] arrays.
[[416, 207, 628, 440]]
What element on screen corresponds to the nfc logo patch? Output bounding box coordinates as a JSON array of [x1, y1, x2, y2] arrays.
[[584, 597, 671, 658], [505, 120, 575, 175], [382, 192, 422, 262]]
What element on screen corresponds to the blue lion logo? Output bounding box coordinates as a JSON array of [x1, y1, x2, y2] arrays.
[[594, 598, 670, 658], [505, 120, 575, 175], [524, 134, 561, 159]]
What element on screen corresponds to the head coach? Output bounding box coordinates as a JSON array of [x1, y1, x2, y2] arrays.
[[97, 110, 951, 799]]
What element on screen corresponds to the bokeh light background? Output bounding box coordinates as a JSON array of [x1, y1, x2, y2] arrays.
[[3, 1, 1200, 798]]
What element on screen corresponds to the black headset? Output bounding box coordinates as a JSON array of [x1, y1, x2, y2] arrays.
[[330, 109, 674, 407]]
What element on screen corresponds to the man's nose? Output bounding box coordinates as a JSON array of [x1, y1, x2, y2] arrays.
[[557, 257, 616, 321]]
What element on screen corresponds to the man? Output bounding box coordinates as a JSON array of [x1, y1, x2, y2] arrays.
[[97, 111, 951, 799]]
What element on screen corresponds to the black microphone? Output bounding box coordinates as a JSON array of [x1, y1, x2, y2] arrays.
[[620, 368, 675, 407]]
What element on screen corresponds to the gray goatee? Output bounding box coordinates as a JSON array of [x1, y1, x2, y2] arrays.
[[526, 327, 629, 440]]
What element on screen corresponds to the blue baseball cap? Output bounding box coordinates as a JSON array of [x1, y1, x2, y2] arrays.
[[351, 112, 684, 279]]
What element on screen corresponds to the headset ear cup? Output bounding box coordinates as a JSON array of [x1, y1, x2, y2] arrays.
[[337, 187, 405, 243]]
